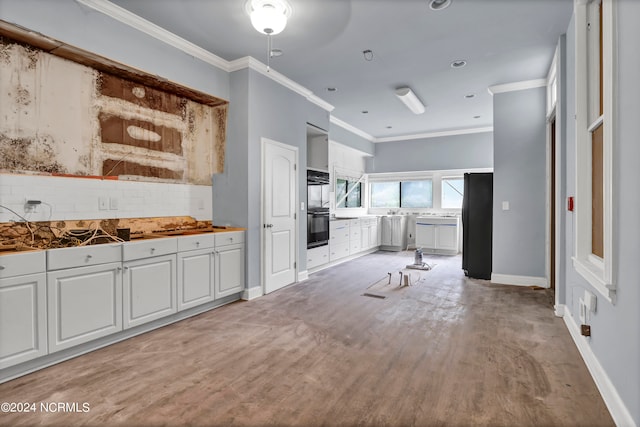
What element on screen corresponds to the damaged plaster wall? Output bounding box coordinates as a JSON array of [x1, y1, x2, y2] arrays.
[[0, 38, 226, 185]]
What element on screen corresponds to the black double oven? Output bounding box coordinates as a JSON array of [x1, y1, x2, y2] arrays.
[[307, 170, 330, 249]]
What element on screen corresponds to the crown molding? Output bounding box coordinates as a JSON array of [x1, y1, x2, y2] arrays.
[[374, 126, 493, 143], [230, 57, 335, 112], [330, 116, 375, 142], [79, 0, 490, 141], [76, 0, 229, 71], [487, 78, 547, 95], [77, 0, 335, 112]]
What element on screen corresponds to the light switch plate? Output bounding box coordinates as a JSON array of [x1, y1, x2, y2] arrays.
[[502, 201, 510, 211]]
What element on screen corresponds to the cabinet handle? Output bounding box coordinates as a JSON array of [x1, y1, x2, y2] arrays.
[[124, 266, 129, 271], [150, 248, 156, 253], [85, 255, 93, 261], [0, 265, 4, 270], [195, 241, 200, 247], [117, 267, 122, 272]]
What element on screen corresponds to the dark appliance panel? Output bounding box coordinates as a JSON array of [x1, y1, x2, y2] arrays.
[[462, 172, 493, 279]]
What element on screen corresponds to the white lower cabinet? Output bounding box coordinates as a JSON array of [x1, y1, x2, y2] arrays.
[[0, 273, 47, 369], [307, 245, 329, 269], [215, 243, 244, 298], [1, 231, 245, 379], [0, 249, 48, 369], [177, 248, 215, 311], [123, 254, 177, 329], [177, 234, 216, 311], [415, 216, 460, 255], [47, 262, 123, 353]]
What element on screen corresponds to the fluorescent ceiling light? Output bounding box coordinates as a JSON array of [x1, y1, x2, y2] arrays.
[[395, 87, 425, 114]]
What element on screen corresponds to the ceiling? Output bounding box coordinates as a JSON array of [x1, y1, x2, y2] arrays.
[[107, 0, 573, 141]]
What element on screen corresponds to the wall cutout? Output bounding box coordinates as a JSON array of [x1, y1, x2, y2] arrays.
[[0, 30, 227, 185]]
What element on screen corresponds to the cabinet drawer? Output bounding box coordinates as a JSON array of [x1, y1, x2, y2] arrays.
[[47, 243, 121, 271], [329, 242, 350, 261], [123, 237, 177, 261], [214, 231, 244, 247], [177, 234, 215, 252], [0, 251, 46, 279]]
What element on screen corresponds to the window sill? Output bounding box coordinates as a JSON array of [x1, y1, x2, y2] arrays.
[[572, 256, 615, 304]]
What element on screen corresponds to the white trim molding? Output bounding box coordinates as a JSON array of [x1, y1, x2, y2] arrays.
[[374, 126, 493, 143], [76, 0, 335, 113], [297, 270, 309, 282], [487, 79, 547, 95], [572, 0, 616, 303], [76, 0, 229, 70], [241, 286, 263, 301], [562, 307, 637, 427], [490, 273, 548, 288], [330, 116, 375, 142]]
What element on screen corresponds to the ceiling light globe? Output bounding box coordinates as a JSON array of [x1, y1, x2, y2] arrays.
[[250, 3, 287, 35]]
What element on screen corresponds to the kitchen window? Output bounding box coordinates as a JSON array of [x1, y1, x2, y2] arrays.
[[336, 178, 362, 208], [370, 180, 433, 208], [441, 177, 464, 209]]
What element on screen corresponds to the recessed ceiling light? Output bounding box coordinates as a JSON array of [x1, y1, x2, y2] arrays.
[[386, 126, 393, 129], [362, 110, 369, 114], [451, 60, 467, 68], [473, 115, 481, 119], [465, 94, 475, 99], [429, 0, 452, 11], [326, 87, 337, 92]]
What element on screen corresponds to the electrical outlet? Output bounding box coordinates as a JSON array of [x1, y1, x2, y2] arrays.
[[98, 197, 108, 210], [109, 197, 119, 210], [580, 324, 591, 337]]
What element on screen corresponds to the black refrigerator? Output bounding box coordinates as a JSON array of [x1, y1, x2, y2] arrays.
[[462, 173, 493, 279]]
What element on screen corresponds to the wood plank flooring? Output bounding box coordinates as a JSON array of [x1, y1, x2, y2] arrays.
[[0, 251, 614, 426]]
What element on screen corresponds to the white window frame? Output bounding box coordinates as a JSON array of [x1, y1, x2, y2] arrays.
[[573, 0, 616, 302], [440, 176, 465, 210]]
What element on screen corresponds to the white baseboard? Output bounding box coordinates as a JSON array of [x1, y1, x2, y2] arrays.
[[554, 303, 565, 318], [561, 305, 637, 427], [241, 286, 263, 301], [490, 273, 548, 288], [298, 270, 309, 282]]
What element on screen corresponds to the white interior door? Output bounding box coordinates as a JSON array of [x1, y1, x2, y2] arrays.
[[263, 139, 297, 294]]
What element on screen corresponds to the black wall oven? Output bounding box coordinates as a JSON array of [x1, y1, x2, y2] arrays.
[[307, 170, 330, 249]]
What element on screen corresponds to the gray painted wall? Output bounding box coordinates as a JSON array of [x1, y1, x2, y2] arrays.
[[0, 0, 230, 100], [561, 3, 640, 423], [329, 123, 375, 156], [368, 132, 493, 173], [242, 69, 329, 286], [492, 87, 547, 278]]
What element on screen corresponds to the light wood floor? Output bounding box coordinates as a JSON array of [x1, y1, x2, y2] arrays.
[[0, 251, 614, 426]]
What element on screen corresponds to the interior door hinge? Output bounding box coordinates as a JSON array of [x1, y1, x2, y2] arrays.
[[294, 164, 297, 171], [294, 261, 296, 269], [294, 213, 296, 220]]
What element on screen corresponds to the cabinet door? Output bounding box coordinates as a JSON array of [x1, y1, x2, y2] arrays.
[[123, 254, 176, 329], [0, 273, 47, 369], [177, 249, 215, 311], [391, 217, 402, 246], [416, 224, 436, 249], [215, 244, 244, 299], [47, 262, 122, 353], [381, 218, 393, 246], [436, 225, 459, 252], [360, 225, 370, 250]]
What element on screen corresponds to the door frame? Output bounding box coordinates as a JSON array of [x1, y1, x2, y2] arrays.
[[260, 137, 299, 295], [546, 109, 562, 312]]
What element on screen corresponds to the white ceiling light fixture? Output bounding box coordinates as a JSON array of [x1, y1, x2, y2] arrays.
[[246, 0, 291, 35], [245, 0, 291, 72], [395, 87, 426, 115]]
